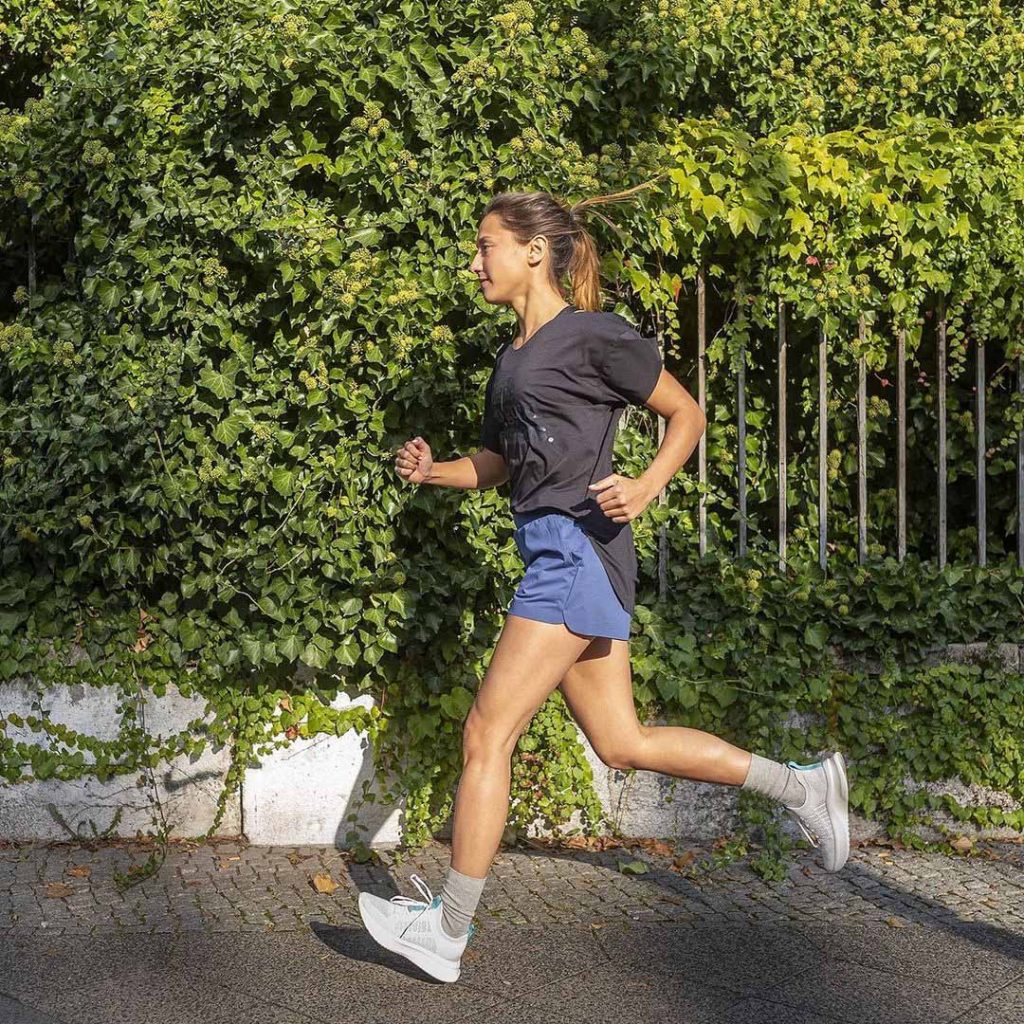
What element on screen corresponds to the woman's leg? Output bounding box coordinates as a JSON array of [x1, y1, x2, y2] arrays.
[[557, 636, 752, 784], [558, 636, 850, 873], [440, 613, 593, 939], [450, 614, 593, 876]]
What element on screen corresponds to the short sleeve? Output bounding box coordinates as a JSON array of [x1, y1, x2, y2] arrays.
[[597, 322, 663, 406], [480, 366, 501, 452]]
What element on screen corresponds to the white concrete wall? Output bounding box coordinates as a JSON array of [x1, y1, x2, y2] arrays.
[[240, 691, 404, 846], [0, 677, 240, 841], [0, 676, 751, 846], [1, 641, 1020, 845]]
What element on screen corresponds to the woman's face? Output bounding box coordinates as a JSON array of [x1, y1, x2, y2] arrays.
[[470, 212, 542, 306]]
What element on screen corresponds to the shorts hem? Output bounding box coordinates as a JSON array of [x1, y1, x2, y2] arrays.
[[506, 606, 630, 641]]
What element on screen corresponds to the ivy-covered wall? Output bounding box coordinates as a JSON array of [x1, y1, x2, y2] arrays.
[[1, 1, 1022, 882]]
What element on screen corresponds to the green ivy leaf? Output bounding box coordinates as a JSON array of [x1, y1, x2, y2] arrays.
[[199, 365, 237, 400], [291, 85, 316, 108], [212, 415, 244, 446], [278, 633, 305, 660], [618, 859, 648, 875], [302, 634, 333, 670], [271, 466, 294, 496], [439, 685, 474, 720], [241, 636, 264, 665], [804, 623, 829, 649], [178, 616, 201, 652]]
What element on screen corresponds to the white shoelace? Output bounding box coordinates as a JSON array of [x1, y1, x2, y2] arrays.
[[786, 778, 838, 849], [786, 806, 823, 848], [388, 872, 434, 911], [387, 871, 478, 943]]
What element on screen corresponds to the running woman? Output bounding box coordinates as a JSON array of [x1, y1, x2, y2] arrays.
[[360, 188, 850, 983]]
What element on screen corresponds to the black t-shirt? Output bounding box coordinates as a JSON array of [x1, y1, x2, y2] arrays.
[[479, 303, 663, 615]]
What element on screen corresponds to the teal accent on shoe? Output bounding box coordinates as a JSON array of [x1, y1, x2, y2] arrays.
[[431, 894, 442, 908], [787, 760, 822, 770], [468, 921, 477, 940]]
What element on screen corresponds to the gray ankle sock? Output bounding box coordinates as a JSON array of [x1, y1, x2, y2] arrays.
[[439, 865, 487, 939], [741, 752, 809, 808]]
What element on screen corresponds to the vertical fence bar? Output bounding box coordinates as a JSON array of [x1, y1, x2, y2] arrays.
[[976, 336, 986, 566], [698, 268, 707, 557], [737, 287, 747, 558], [28, 206, 37, 296], [897, 326, 907, 562], [655, 306, 668, 601], [818, 324, 828, 570], [1018, 350, 1023, 568], [857, 314, 867, 564], [777, 297, 787, 571], [937, 301, 948, 569]]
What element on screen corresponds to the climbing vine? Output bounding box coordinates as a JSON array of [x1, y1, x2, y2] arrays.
[[1, 0, 1022, 886]]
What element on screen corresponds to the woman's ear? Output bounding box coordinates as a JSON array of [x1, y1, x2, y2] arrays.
[[527, 233, 549, 268]]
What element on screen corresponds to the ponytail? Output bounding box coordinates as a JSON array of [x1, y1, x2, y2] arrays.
[[481, 174, 668, 311]]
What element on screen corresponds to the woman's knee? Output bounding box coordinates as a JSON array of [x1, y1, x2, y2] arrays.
[[462, 703, 520, 763], [595, 725, 648, 770]]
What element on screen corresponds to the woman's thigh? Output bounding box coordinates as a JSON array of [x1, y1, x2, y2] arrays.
[[467, 613, 594, 756], [557, 637, 644, 768]]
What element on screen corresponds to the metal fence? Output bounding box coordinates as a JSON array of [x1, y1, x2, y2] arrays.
[[652, 269, 1024, 594]]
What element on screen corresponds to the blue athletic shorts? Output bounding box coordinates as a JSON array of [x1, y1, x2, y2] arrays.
[[508, 509, 632, 641]]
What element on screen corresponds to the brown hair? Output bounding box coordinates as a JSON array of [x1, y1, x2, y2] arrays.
[[480, 175, 667, 311]]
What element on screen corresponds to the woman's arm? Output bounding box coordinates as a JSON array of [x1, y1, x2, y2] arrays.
[[423, 448, 509, 490], [586, 369, 707, 524]]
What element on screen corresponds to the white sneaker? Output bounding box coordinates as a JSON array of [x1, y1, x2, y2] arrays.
[[358, 872, 476, 983], [783, 751, 850, 872]]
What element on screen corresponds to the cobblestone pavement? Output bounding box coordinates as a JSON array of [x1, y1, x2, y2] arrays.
[[1, 835, 1022, 1023]]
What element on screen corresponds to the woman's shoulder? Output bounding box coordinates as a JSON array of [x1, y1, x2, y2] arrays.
[[576, 307, 635, 328], [572, 308, 641, 343]]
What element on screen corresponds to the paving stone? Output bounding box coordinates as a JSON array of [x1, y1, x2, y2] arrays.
[[758, 959, 991, 1024], [0, 836, 1022, 1021], [0, 993, 64, 1024], [955, 979, 1024, 1024]]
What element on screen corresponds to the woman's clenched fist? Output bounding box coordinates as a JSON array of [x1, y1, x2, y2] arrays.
[[394, 436, 433, 485]]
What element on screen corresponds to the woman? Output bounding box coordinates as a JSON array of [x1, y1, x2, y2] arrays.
[[359, 189, 849, 983]]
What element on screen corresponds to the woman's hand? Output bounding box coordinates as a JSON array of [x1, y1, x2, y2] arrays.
[[395, 436, 433, 485], [587, 473, 655, 523]]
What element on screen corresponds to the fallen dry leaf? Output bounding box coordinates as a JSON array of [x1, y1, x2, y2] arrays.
[[673, 851, 697, 870], [885, 916, 906, 928], [950, 836, 974, 854], [802, 866, 814, 877], [217, 856, 241, 870], [311, 871, 337, 895], [132, 609, 154, 651], [45, 882, 74, 898], [634, 838, 676, 858], [66, 865, 92, 878]]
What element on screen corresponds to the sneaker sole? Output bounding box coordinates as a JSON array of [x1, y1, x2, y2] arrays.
[[358, 893, 461, 983], [823, 751, 850, 871]]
